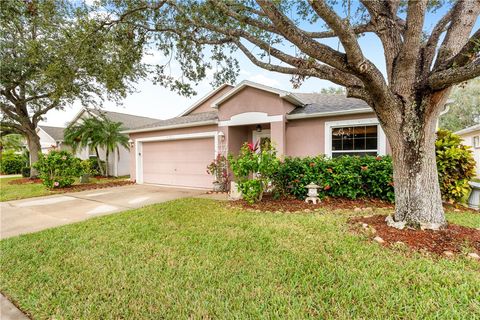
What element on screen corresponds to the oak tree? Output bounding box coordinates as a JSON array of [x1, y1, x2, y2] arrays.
[[0, 0, 145, 176]]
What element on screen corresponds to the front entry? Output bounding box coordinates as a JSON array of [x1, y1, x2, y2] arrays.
[[252, 129, 271, 151]]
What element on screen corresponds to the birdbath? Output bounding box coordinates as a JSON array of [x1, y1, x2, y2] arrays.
[[305, 182, 320, 204], [468, 181, 480, 210]]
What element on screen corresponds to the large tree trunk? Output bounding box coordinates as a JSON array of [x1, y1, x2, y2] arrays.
[[384, 95, 446, 229], [26, 131, 41, 178]]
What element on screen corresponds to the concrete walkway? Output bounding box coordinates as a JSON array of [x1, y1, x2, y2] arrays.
[[0, 294, 29, 320], [1, 184, 225, 239]]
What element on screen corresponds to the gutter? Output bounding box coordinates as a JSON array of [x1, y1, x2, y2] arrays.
[[286, 108, 373, 120], [121, 120, 218, 134]]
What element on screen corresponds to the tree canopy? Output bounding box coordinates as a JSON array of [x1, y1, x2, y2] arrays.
[[440, 78, 480, 132], [0, 0, 145, 175]]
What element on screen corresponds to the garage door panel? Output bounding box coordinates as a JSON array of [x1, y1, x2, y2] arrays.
[[142, 138, 214, 188]]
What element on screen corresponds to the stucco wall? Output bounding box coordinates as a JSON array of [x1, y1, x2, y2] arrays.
[[217, 86, 296, 121], [459, 130, 480, 177], [188, 85, 233, 114], [129, 124, 218, 181]]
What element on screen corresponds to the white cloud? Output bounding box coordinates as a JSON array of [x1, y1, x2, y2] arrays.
[[247, 73, 281, 87]]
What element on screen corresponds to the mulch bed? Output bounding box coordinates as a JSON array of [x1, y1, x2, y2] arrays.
[[350, 215, 480, 256], [231, 194, 393, 212], [7, 178, 43, 185], [55, 180, 134, 192], [6, 177, 134, 191]]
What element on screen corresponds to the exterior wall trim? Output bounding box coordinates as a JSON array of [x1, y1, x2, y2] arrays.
[[324, 118, 386, 157], [122, 120, 218, 134], [135, 131, 219, 184], [218, 112, 283, 127], [286, 108, 373, 120]]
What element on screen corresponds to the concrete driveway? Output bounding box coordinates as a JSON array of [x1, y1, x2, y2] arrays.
[[1, 184, 223, 239]]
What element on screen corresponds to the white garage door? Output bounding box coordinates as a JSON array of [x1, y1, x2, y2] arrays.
[[142, 138, 214, 188]]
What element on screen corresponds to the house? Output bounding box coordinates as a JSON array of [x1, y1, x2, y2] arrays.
[[125, 80, 390, 189], [455, 124, 480, 178], [68, 108, 160, 176], [37, 125, 69, 153]]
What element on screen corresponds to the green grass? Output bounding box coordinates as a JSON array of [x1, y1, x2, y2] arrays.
[[0, 176, 129, 202], [1, 199, 479, 319]]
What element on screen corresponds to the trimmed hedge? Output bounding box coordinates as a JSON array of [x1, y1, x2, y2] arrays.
[[273, 155, 395, 202]]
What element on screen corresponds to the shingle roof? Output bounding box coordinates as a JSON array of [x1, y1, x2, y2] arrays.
[[90, 109, 160, 130], [289, 93, 371, 115], [39, 126, 65, 141], [126, 111, 218, 132]]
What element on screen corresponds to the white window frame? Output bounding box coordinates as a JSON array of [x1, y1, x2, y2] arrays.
[[134, 131, 220, 184], [324, 118, 386, 157]]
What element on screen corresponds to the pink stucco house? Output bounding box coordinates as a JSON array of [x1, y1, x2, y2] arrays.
[[124, 80, 390, 189]]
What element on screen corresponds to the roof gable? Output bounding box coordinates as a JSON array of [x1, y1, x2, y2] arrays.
[[180, 84, 234, 116], [37, 125, 65, 141], [211, 80, 305, 109], [69, 108, 160, 130]]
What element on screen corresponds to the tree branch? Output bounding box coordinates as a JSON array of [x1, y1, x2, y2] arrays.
[[393, 0, 427, 95], [428, 58, 480, 90], [434, 0, 480, 68]]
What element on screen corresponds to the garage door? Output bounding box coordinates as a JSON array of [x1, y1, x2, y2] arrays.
[[142, 138, 214, 188]]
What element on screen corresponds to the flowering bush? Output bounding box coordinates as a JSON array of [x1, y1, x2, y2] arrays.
[[206, 154, 229, 190], [228, 142, 280, 204], [34, 150, 84, 189], [435, 129, 475, 202], [272, 155, 395, 202]]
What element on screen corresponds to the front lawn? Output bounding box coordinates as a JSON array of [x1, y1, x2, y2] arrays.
[[1, 199, 479, 319], [0, 176, 130, 202]]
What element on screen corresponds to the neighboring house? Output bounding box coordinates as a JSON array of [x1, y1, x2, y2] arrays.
[[125, 80, 391, 189], [37, 125, 69, 153], [455, 124, 480, 178], [68, 108, 160, 176]]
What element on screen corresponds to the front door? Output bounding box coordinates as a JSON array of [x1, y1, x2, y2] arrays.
[[252, 129, 271, 152]]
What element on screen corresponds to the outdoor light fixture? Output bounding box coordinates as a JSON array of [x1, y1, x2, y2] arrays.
[[218, 131, 225, 141], [256, 124, 262, 132], [128, 139, 134, 148]]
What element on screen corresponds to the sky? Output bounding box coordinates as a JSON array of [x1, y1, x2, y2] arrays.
[[40, 3, 478, 127]]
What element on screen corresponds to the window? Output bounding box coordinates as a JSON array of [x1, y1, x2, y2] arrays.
[[88, 145, 97, 157], [331, 125, 378, 157], [474, 136, 480, 149]]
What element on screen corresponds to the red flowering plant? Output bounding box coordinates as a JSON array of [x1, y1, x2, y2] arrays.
[[206, 154, 229, 191], [228, 142, 279, 204]]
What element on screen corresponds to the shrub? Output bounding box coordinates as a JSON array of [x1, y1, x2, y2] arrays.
[[21, 167, 31, 178], [229, 142, 280, 204], [435, 129, 475, 202], [0, 150, 26, 174], [273, 155, 395, 202], [34, 150, 84, 188], [81, 160, 94, 176], [206, 154, 229, 189], [87, 157, 106, 176]]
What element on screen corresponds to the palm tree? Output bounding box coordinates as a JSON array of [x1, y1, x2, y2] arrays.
[[64, 117, 105, 176], [64, 116, 129, 176], [101, 120, 129, 177]]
